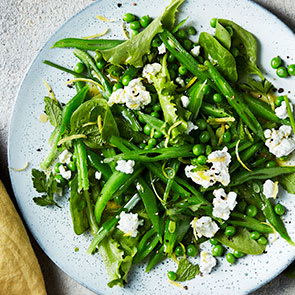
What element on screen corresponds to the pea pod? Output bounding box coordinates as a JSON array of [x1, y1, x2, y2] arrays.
[[201, 102, 232, 118], [164, 219, 178, 257], [145, 244, 166, 272], [87, 150, 113, 180], [188, 80, 207, 119]]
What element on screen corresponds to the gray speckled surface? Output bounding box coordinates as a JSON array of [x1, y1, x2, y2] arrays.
[[1, 0, 295, 294]]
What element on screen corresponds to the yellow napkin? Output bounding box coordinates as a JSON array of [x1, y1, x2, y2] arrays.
[[0, 180, 47, 295]]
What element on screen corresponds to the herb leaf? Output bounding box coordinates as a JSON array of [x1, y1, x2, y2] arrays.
[[279, 173, 295, 194], [32, 168, 47, 193], [176, 258, 200, 281], [44, 96, 62, 127]]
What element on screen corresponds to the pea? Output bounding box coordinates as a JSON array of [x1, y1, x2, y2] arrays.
[[266, 160, 277, 168], [152, 36, 161, 47], [246, 204, 258, 217], [74, 62, 86, 74], [288, 64, 295, 76], [199, 131, 210, 143], [223, 131, 232, 143], [154, 130, 163, 138], [213, 93, 223, 103], [275, 95, 285, 106], [188, 26, 197, 35], [123, 13, 136, 23], [225, 226, 236, 237], [257, 236, 268, 245], [153, 103, 161, 112], [138, 143, 146, 149], [236, 199, 247, 213], [250, 231, 260, 240], [175, 245, 184, 257], [113, 194, 124, 205], [233, 250, 244, 258], [276, 66, 288, 78], [178, 66, 188, 76], [130, 21, 140, 30], [169, 69, 177, 80], [226, 253, 235, 264], [54, 174, 65, 185], [212, 244, 224, 257], [183, 39, 193, 51], [151, 111, 160, 118], [187, 244, 198, 257], [196, 155, 207, 165], [122, 75, 131, 86], [274, 203, 285, 216], [140, 15, 150, 28], [96, 60, 106, 70], [192, 144, 205, 156], [131, 30, 139, 37], [191, 158, 199, 166], [271, 56, 282, 69], [205, 145, 212, 156], [148, 138, 157, 147], [168, 53, 176, 63], [167, 271, 177, 281], [54, 162, 63, 173], [209, 238, 219, 245], [176, 29, 187, 39], [143, 124, 152, 135], [113, 82, 123, 92], [185, 77, 192, 84], [196, 119, 207, 130], [67, 161, 77, 172], [210, 18, 217, 28]]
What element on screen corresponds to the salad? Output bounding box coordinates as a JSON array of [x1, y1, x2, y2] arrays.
[[31, 0, 295, 288]]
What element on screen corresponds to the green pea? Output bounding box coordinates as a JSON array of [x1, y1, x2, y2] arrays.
[[187, 244, 198, 257], [236, 199, 247, 213], [151, 111, 160, 118], [213, 93, 223, 103], [276, 66, 288, 78], [199, 131, 210, 143], [216, 127, 223, 138], [188, 26, 197, 35], [169, 69, 177, 80], [250, 231, 260, 240], [246, 204, 258, 218], [257, 236, 268, 245], [196, 119, 207, 130], [275, 95, 285, 106], [288, 64, 295, 76], [233, 250, 244, 258], [212, 244, 224, 257], [168, 53, 176, 63], [113, 194, 124, 205], [143, 124, 152, 135], [271, 56, 282, 69], [113, 82, 123, 92], [138, 143, 146, 149], [140, 15, 150, 28], [153, 103, 161, 112], [175, 245, 184, 257], [176, 29, 187, 39], [167, 271, 177, 281], [154, 130, 163, 138], [74, 62, 86, 74], [54, 174, 65, 185], [223, 131, 232, 143], [122, 75, 131, 86], [183, 39, 193, 51], [54, 162, 63, 173], [210, 18, 217, 28], [123, 13, 136, 23], [178, 66, 188, 76], [209, 238, 219, 245], [96, 60, 106, 70], [131, 30, 139, 37], [225, 226, 236, 237], [274, 203, 285, 216], [130, 20, 140, 30], [152, 36, 161, 47], [226, 253, 235, 264], [192, 144, 205, 156], [205, 145, 212, 156], [196, 155, 207, 165], [265, 160, 277, 168], [148, 138, 157, 147], [67, 161, 77, 172]]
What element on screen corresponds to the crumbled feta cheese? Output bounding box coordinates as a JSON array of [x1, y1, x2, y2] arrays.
[[264, 125, 295, 158], [176, 77, 185, 87], [158, 43, 166, 54], [181, 95, 190, 108], [59, 149, 72, 164], [263, 179, 278, 199], [59, 165, 71, 180], [208, 54, 218, 65], [108, 78, 151, 110], [212, 189, 237, 220], [115, 160, 135, 174], [142, 63, 162, 83], [190, 45, 201, 57], [191, 216, 219, 238], [275, 101, 293, 119], [199, 251, 216, 274], [185, 165, 215, 188], [95, 171, 102, 180], [117, 211, 143, 237], [186, 121, 198, 134]]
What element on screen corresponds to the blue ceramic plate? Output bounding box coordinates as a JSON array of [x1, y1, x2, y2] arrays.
[[8, 0, 295, 294]]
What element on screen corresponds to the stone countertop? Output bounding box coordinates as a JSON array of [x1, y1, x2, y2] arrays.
[[1, 0, 295, 294]]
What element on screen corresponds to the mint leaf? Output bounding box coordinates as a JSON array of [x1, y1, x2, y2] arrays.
[[44, 96, 62, 127], [33, 195, 56, 206], [176, 258, 200, 282], [32, 168, 47, 193]]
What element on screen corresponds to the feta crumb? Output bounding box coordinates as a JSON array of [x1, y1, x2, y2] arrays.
[[275, 101, 293, 119], [264, 125, 295, 158], [208, 54, 218, 65], [263, 179, 278, 199], [212, 188, 237, 220], [176, 77, 185, 87], [185, 165, 215, 188], [116, 160, 135, 174], [191, 216, 219, 238], [117, 211, 143, 237], [181, 95, 190, 108], [95, 171, 102, 180], [142, 63, 162, 83], [190, 45, 201, 57], [59, 165, 71, 180], [59, 149, 72, 164], [199, 251, 216, 274], [186, 121, 198, 134], [158, 43, 166, 54], [108, 78, 151, 110]]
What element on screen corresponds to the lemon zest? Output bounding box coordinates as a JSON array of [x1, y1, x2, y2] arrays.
[[207, 156, 225, 163], [171, 253, 179, 264], [261, 222, 278, 243], [82, 122, 96, 128], [57, 134, 87, 146], [164, 121, 182, 148], [179, 242, 187, 259], [168, 280, 184, 289], [122, 22, 130, 39], [217, 123, 225, 146], [235, 140, 252, 172], [82, 28, 109, 39], [273, 181, 279, 199], [96, 15, 116, 22], [97, 115, 103, 133], [207, 117, 235, 124], [149, 171, 164, 203], [191, 217, 199, 242], [38, 113, 48, 123], [43, 79, 57, 102], [9, 161, 29, 172], [162, 162, 175, 180]]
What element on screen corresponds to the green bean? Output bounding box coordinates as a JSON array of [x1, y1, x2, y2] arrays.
[[102, 148, 117, 171], [115, 105, 142, 132], [87, 150, 113, 180], [83, 190, 99, 235], [207, 124, 217, 147], [188, 80, 207, 119], [201, 102, 232, 118], [137, 112, 164, 131], [163, 160, 180, 202], [164, 219, 178, 257], [74, 139, 89, 192], [145, 244, 166, 272], [229, 140, 253, 155], [284, 95, 295, 134]]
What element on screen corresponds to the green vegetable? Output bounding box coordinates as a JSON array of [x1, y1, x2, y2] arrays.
[[175, 258, 200, 281], [188, 26, 197, 35], [209, 238, 219, 245], [288, 64, 295, 76], [257, 236, 268, 245], [233, 250, 244, 258], [167, 271, 177, 281], [140, 15, 151, 28], [74, 62, 86, 73], [274, 203, 285, 216], [279, 173, 295, 194], [250, 231, 260, 240], [246, 204, 258, 218], [226, 253, 235, 264], [212, 245, 224, 257], [44, 96, 62, 127], [225, 225, 236, 237], [123, 13, 136, 23], [193, 144, 205, 156], [210, 18, 217, 28], [187, 244, 198, 257], [130, 21, 140, 30], [275, 95, 284, 106], [215, 21, 231, 50], [271, 56, 281, 69], [276, 66, 288, 78], [175, 245, 184, 257]]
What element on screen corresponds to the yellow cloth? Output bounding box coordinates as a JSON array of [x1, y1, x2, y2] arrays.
[[0, 180, 47, 295]]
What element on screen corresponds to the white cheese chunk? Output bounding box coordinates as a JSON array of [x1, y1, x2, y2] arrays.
[[181, 95, 190, 108], [117, 212, 143, 237], [191, 216, 219, 238], [115, 160, 135, 174], [95, 171, 102, 181], [176, 77, 185, 87], [59, 165, 71, 180], [158, 43, 166, 54], [263, 179, 278, 199], [275, 101, 293, 119], [186, 121, 198, 134], [142, 63, 162, 83], [212, 188, 237, 220], [190, 45, 201, 57], [199, 251, 216, 274], [264, 125, 295, 158], [185, 165, 215, 188], [58, 149, 72, 164]]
